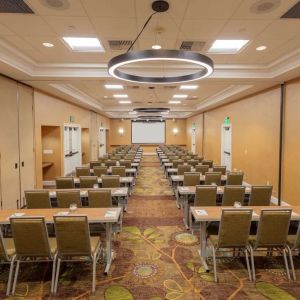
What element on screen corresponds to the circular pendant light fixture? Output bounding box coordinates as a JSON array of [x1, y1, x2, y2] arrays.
[[107, 0, 214, 84]]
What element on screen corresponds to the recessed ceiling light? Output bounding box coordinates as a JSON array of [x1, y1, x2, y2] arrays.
[[119, 100, 131, 104], [113, 94, 128, 98], [208, 40, 249, 54], [256, 45, 267, 51], [62, 37, 104, 52], [161, 111, 169, 115], [152, 44, 162, 50], [42, 42, 54, 48], [180, 85, 198, 90], [128, 111, 137, 114], [104, 84, 123, 89], [173, 94, 188, 99], [169, 100, 181, 104]]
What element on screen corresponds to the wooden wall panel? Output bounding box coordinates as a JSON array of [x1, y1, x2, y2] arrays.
[[166, 119, 187, 145]]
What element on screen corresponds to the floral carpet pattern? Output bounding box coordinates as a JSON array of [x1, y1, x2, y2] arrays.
[[1, 155, 300, 299]]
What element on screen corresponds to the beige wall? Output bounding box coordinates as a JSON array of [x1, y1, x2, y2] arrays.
[[187, 87, 281, 196], [186, 114, 203, 155], [34, 91, 110, 187], [166, 119, 187, 145], [109, 119, 132, 146], [282, 79, 300, 205]]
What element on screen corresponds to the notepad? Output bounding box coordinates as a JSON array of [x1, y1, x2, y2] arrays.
[[56, 211, 69, 216], [105, 210, 117, 218], [113, 189, 123, 194], [181, 187, 190, 191], [252, 212, 259, 217], [10, 212, 25, 218], [195, 209, 208, 216], [49, 191, 56, 197]]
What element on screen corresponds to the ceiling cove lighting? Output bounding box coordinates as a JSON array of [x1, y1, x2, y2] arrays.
[[62, 37, 104, 52], [113, 94, 128, 98], [169, 100, 181, 104], [152, 44, 162, 49], [104, 84, 123, 89], [42, 42, 54, 48], [107, 0, 214, 84], [119, 100, 132, 104], [208, 40, 249, 54], [180, 85, 198, 90]]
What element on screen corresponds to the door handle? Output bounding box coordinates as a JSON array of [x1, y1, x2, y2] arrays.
[[15, 163, 18, 169], [224, 151, 231, 155], [21, 161, 24, 167]]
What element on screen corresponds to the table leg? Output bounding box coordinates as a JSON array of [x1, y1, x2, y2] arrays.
[[183, 194, 189, 229], [104, 222, 114, 274], [198, 221, 209, 272]]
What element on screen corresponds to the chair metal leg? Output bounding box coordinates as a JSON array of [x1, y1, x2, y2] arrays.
[[51, 253, 57, 293], [249, 246, 255, 282], [212, 246, 218, 282], [244, 249, 252, 281], [54, 258, 61, 294], [12, 260, 20, 295], [287, 246, 296, 281], [283, 248, 291, 281], [6, 255, 16, 296], [92, 255, 97, 293]]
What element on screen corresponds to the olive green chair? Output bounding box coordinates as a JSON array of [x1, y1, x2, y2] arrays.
[[101, 175, 120, 188], [25, 190, 51, 209], [183, 172, 201, 186], [88, 190, 112, 208], [79, 176, 98, 188], [194, 185, 217, 206], [90, 161, 101, 169], [55, 177, 74, 189], [195, 164, 209, 175], [111, 166, 126, 177], [93, 166, 107, 177], [226, 172, 244, 185], [208, 209, 253, 282], [248, 186, 273, 206], [222, 186, 246, 206], [213, 166, 227, 175], [75, 167, 90, 177], [53, 216, 102, 293], [120, 160, 131, 168], [178, 164, 192, 175], [205, 172, 222, 186], [56, 190, 81, 208], [202, 159, 213, 168]]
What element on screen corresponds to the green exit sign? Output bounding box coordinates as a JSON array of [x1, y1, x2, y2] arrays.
[[224, 117, 230, 125], [69, 115, 75, 123]]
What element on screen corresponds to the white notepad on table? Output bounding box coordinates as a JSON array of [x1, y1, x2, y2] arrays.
[[181, 187, 189, 191], [195, 209, 208, 216], [105, 210, 117, 218], [56, 211, 69, 216]]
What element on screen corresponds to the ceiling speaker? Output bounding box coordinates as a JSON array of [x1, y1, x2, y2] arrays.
[[40, 0, 70, 10], [250, 0, 281, 14]]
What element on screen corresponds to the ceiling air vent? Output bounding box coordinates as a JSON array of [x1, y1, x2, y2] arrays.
[[180, 41, 206, 51], [108, 40, 132, 51], [281, 1, 300, 18], [126, 86, 140, 90], [163, 85, 177, 89], [0, 0, 34, 13]]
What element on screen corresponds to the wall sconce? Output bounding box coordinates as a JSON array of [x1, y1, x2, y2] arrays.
[[173, 127, 179, 135], [118, 127, 124, 135]]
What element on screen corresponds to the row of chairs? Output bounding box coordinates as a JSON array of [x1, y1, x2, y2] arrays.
[[90, 159, 133, 168], [182, 171, 244, 186], [1, 215, 102, 295], [76, 166, 128, 177], [56, 175, 121, 189], [209, 208, 300, 282]]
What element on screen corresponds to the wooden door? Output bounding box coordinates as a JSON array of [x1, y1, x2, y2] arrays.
[[18, 83, 35, 207], [0, 77, 20, 209]]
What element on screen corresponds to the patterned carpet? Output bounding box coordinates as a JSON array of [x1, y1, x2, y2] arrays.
[[1, 155, 300, 299]]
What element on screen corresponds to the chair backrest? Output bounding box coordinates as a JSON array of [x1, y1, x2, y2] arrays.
[[115, 154, 122, 161], [178, 164, 192, 175], [54, 216, 91, 256], [93, 166, 107, 177], [222, 185, 245, 206], [187, 159, 199, 167], [10, 217, 51, 257], [79, 176, 98, 188], [90, 161, 101, 169], [111, 166, 126, 177], [194, 185, 217, 206], [76, 167, 90, 177], [105, 160, 117, 167], [183, 172, 200, 186], [88, 190, 112, 208], [120, 159, 131, 168], [25, 190, 51, 209], [217, 209, 252, 249], [195, 164, 209, 174], [249, 185, 273, 206], [0, 230, 9, 261], [195, 156, 204, 163], [205, 172, 222, 186], [202, 159, 213, 168], [254, 209, 292, 249], [226, 172, 244, 185], [56, 190, 82, 208], [213, 166, 226, 175], [101, 175, 120, 188], [56, 177, 74, 189], [173, 159, 183, 168]]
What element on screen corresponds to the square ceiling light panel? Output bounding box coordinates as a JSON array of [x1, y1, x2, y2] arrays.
[[62, 37, 104, 52], [208, 40, 249, 54]]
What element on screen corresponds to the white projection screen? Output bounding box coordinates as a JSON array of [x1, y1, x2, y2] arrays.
[[131, 121, 165, 144]]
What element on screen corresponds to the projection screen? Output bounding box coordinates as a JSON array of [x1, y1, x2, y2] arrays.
[[131, 121, 165, 144]]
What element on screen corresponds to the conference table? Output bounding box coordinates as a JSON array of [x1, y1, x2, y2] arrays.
[[178, 185, 251, 228], [48, 187, 129, 211], [89, 168, 137, 178], [0, 207, 122, 274], [171, 174, 227, 188], [190, 205, 300, 272]]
